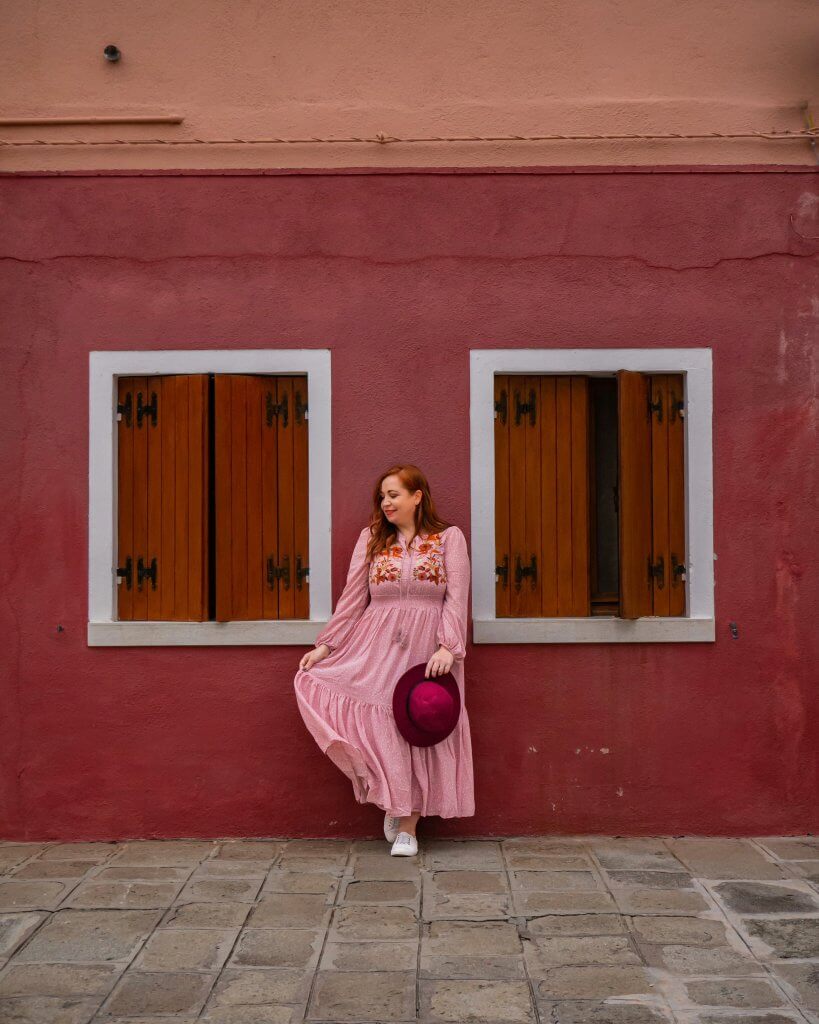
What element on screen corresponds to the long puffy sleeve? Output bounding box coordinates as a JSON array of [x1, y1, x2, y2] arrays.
[[436, 526, 470, 661], [314, 527, 371, 654]]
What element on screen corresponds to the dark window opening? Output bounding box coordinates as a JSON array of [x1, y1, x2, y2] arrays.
[[589, 377, 619, 614]]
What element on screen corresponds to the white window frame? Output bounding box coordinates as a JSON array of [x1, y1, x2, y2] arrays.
[[88, 349, 333, 646], [470, 348, 715, 643]]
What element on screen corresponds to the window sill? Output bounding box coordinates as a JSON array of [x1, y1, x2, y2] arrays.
[[87, 620, 330, 647], [473, 617, 715, 644]]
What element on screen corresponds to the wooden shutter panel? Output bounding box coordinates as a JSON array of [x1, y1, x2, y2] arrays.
[[617, 370, 653, 618], [495, 374, 590, 618], [552, 376, 590, 616], [512, 375, 541, 617], [617, 370, 686, 618], [116, 375, 209, 621], [668, 374, 686, 615], [650, 373, 687, 615], [214, 374, 309, 621], [494, 375, 512, 616], [275, 375, 310, 621]]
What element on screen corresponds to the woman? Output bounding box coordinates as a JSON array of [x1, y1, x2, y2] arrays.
[[293, 464, 475, 856]]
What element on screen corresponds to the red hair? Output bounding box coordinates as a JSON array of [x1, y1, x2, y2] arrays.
[[364, 463, 452, 563]]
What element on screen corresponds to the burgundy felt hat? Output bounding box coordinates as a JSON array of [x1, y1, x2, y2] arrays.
[[392, 662, 461, 748]]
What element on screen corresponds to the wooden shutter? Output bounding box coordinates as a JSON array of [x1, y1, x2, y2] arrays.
[[556, 376, 591, 616], [651, 373, 687, 615], [617, 371, 653, 618], [214, 374, 309, 621], [116, 375, 210, 621], [667, 375, 686, 615], [494, 376, 512, 616], [617, 370, 686, 618], [495, 374, 590, 617]]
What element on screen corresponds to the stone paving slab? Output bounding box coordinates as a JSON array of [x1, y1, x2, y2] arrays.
[[514, 888, 619, 915], [132, 927, 240, 972], [263, 871, 341, 895], [428, 870, 507, 894], [244, 892, 332, 928], [0, 911, 48, 962], [422, 887, 513, 920], [682, 975, 788, 1009], [525, 913, 629, 937], [420, 952, 527, 980], [511, 868, 602, 891], [308, 970, 416, 1021], [0, 962, 124, 997], [320, 938, 418, 971], [100, 970, 217, 1016], [666, 839, 789, 880], [0, 995, 104, 1022], [162, 902, 253, 929], [0, 835, 818, 1022], [522, 934, 643, 971], [340, 878, 420, 904], [420, 978, 535, 1023], [793, 863, 819, 882], [207, 966, 310, 1007], [538, 998, 675, 1022], [62, 879, 184, 910]]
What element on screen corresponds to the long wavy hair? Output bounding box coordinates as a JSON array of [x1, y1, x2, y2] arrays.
[[364, 464, 452, 563]]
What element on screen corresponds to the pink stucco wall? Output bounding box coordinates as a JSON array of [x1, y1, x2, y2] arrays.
[[1, 166, 818, 840], [1, 0, 817, 170]]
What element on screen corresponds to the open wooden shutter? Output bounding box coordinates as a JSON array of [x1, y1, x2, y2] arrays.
[[214, 374, 309, 621], [116, 375, 210, 621], [494, 375, 512, 617], [617, 370, 686, 618], [495, 374, 590, 617], [651, 373, 687, 615], [275, 375, 310, 621]]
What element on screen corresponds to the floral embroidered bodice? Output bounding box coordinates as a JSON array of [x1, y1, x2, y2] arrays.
[[369, 531, 447, 590], [313, 524, 469, 657]]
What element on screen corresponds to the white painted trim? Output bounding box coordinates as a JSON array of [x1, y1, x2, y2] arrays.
[[474, 617, 715, 644], [88, 349, 332, 646], [470, 348, 715, 644], [87, 620, 328, 646]]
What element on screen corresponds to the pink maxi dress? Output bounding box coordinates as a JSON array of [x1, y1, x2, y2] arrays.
[[293, 525, 475, 819]]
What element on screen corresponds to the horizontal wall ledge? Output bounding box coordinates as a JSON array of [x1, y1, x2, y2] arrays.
[[4, 164, 817, 178], [87, 620, 329, 647], [0, 116, 184, 126], [473, 617, 716, 644]]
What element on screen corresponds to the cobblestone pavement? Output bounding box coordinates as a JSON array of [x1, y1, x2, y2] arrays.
[[1, 836, 819, 1023]]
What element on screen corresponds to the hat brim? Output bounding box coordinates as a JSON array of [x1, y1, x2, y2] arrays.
[[392, 662, 461, 748]]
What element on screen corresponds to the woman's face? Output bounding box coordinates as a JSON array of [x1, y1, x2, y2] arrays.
[[379, 475, 421, 530]]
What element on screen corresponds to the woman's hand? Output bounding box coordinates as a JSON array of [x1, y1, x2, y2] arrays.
[[425, 645, 454, 678], [299, 643, 331, 671]]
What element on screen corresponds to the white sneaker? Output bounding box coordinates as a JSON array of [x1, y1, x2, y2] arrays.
[[384, 813, 401, 843], [390, 832, 418, 857]]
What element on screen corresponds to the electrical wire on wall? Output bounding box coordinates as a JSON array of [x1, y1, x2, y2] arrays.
[[2, 104, 816, 163], [0, 128, 817, 147]]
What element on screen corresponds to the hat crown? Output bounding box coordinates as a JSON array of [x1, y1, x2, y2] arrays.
[[408, 680, 456, 732]]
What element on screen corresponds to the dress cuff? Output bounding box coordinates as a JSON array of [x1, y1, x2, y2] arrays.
[[435, 629, 465, 661]]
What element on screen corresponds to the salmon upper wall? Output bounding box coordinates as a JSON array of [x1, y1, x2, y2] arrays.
[[1, 0, 817, 171], [1, 168, 818, 839]]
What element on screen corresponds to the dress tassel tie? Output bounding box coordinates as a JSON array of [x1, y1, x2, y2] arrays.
[[393, 609, 409, 648]]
